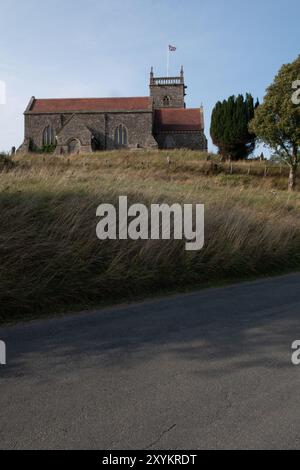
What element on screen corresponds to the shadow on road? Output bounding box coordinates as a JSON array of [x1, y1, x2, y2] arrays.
[[1, 273, 299, 381]]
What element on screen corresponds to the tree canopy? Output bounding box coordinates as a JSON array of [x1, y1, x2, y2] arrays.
[[249, 55, 300, 190], [210, 93, 258, 160]]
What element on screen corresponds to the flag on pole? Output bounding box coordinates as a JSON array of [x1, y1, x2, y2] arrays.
[[167, 45, 177, 77]]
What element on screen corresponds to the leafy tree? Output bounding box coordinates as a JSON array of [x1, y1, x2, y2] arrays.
[[210, 94, 258, 160], [249, 55, 300, 191]]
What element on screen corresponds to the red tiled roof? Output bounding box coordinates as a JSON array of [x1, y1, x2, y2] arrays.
[[154, 108, 204, 132], [28, 97, 153, 113]]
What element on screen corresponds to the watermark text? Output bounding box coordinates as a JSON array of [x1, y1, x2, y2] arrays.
[[96, 196, 204, 251], [0, 341, 6, 365], [291, 340, 300, 365]]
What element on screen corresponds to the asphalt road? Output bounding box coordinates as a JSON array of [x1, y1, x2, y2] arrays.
[[1, 273, 300, 450]]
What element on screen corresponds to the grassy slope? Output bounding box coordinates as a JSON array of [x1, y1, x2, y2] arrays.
[[1, 149, 300, 323]]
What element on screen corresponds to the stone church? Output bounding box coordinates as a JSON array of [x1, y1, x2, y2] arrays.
[[19, 67, 207, 154]]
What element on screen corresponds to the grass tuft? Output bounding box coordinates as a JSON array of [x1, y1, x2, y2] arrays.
[[1, 150, 300, 323]]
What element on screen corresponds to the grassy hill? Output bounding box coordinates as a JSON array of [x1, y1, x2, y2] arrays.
[[1, 149, 300, 323]]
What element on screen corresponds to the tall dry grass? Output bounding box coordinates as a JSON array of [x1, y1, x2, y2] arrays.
[[1, 150, 300, 322]]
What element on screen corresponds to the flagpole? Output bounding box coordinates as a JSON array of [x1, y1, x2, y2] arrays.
[[167, 45, 169, 77]]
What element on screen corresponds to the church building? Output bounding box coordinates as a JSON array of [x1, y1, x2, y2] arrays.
[[19, 67, 208, 154]]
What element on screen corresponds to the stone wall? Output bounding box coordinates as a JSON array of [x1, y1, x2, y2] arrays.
[[55, 115, 93, 154], [56, 114, 106, 153], [23, 111, 157, 153], [24, 113, 62, 151], [105, 112, 157, 149], [150, 84, 185, 109], [155, 131, 208, 151]]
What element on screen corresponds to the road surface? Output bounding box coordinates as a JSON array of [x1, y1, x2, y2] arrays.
[[1, 273, 300, 450]]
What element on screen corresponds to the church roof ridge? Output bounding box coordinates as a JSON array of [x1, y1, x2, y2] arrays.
[[32, 96, 150, 101], [27, 96, 153, 113]]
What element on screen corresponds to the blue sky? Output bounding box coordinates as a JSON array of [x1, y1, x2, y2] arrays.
[[0, 0, 299, 152]]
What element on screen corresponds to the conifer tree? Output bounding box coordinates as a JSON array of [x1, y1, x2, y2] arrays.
[[210, 94, 258, 160]]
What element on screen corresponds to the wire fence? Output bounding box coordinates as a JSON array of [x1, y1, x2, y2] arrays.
[[201, 160, 291, 178]]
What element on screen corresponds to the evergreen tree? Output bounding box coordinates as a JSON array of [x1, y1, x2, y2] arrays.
[[210, 94, 258, 160]]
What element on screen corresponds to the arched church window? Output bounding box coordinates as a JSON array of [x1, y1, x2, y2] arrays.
[[42, 125, 56, 146], [163, 96, 171, 106], [114, 124, 128, 146]]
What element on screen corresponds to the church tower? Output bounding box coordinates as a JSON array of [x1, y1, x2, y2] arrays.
[[149, 66, 187, 109]]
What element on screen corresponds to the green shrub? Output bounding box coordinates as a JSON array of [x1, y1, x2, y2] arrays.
[[41, 144, 56, 154]]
